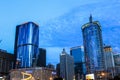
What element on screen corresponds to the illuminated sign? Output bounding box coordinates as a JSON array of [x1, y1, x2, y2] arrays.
[[21, 72, 33, 80], [86, 74, 95, 80]]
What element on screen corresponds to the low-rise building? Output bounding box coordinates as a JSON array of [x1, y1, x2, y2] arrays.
[[10, 67, 55, 80], [0, 49, 14, 77]]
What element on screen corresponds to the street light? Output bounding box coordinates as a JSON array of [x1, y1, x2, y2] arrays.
[[101, 72, 105, 76], [49, 77, 53, 80]]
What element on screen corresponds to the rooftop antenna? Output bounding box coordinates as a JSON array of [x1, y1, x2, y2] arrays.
[[0, 40, 2, 44], [89, 14, 93, 23]]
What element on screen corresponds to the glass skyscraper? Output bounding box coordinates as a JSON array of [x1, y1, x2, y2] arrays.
[[14, 22, 39, 68], [70, 46, 86, 80], [81, 15, 104, 73]]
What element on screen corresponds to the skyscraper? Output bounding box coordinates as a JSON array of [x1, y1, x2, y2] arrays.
[[104, 45, 115, 78], [60, 49, 74, 80], [113, 54, 120, 75], [37, 48, 46, 67], [14, 22, 39, 68], [56, 63, 60, 77], [70, 46, 86, 80], [104, 46, 114, 69], [81, 15, 104, 73]]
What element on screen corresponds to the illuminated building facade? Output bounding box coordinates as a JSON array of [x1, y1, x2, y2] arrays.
[[104, 46, 115, 78], [14, 22, 39, 68], [81, 15, 104, 73], [70, 46, 86, 80], [10, 67, 54, 80], [104, 46, 114, 69], [60, 49, 74, 80]]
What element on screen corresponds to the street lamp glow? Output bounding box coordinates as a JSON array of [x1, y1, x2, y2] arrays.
[[49, 77, 52, 80], [101, 72, 105, 76]]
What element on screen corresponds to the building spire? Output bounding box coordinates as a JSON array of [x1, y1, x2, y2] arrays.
[[62, 48, 66, 54], [89, 14, 92, 23]]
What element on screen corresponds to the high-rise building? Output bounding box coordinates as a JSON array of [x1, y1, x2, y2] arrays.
[[60, 49, 74, 80], [70, 46, 86, 80], [104, 46, 114, 69], [14, 22, 39, 68], [113, 54, 120, 75], [81, 15, 104, 73], [104, 46, 115, 78], [56, 63, 60, 77], [37, 48, 46, 67]]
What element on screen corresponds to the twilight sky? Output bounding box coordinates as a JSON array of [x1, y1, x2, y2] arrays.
[[0, 0, 120, 65]]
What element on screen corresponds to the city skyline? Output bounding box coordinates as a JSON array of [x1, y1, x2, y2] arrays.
[[0, 0, 120, 65]]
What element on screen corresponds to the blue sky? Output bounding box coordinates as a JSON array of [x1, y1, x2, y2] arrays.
[[0, 0, 120, 65]]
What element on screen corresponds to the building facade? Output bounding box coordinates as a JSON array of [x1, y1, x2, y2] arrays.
[[0, 49, 14, 76], [113, 54, 120, 75], [37, 48, 46, 67], [10, 67, 54, 80], [60, 49, 74, 80], [14, 22, 39, 68], [81, 15, 104, 73], [104, 46, 115, 78], [70, 46, 86, 80], [56, 63, 60, 77]]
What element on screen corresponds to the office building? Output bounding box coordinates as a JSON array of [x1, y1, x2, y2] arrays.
[[14, 22, 39, 68], [81, 15, 105, 73], [104, 46, 114, 69], [60, 49, 74, 80], [56, 63, 60, 77], [113, 54, 120, 75], [70, 46, 86, 80], [104, 46, 115, 78], [0, 49, 14, 76], [37, 48, 46, 67]]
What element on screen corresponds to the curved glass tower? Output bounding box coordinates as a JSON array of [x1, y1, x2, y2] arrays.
[[14, 22, 39, 68], [81, 15, 104, 73]]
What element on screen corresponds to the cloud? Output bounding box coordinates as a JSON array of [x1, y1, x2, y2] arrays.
[[39, 0, 120, 65], [40, 0, 120, 49]]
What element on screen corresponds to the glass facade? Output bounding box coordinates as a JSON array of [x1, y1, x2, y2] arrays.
[[70, 46, 84, 63], [70, 46, 86, 80], [104, 46, 114, 69], [15, 22, 39, 68], [82, 16, 104, 73]]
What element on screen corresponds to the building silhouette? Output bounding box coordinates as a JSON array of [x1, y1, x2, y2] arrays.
[[0, 49, 14, 76], [47, 63, 55, 70], [60, 49, 74, 80], [14, 22, 39, 68], [70, 46, 86, 80], [81, 15, 105, 73], [56, 63, 60, 77], [37, 48, 46, 67]]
